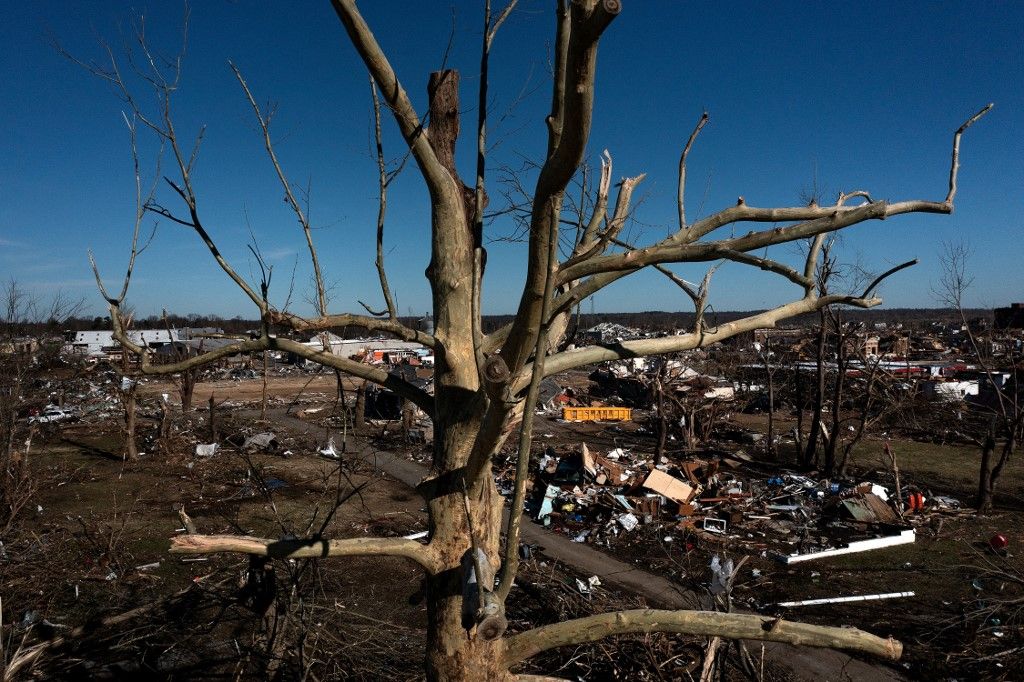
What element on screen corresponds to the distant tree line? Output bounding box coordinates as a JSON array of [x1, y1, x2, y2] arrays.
[[42, 307, 992, 339]]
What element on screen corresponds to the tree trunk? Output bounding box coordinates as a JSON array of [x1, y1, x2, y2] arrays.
[[976, 423, 996, 513], [158, 396, 172, 455], [655, 364, 668, 458], [122, 382, 138, 461], [419, 68, 513, 680], [180, 369, 196, 413], [354, 380, 366, 430], [208, 395, 217, 443], [824, 320, 845, 475], [424, 468, 510, 681], [804, 314, 826, 467], [261, 350, 269, 420], [980, 435, 1015, 514], [794, 368, 805, 458], [766, 369, 776, 457]]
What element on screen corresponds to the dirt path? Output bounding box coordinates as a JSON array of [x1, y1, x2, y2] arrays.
[[257, 408, 907, 682]]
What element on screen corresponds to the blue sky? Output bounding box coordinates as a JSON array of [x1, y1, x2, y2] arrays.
[[1, 1, 1021, 319]]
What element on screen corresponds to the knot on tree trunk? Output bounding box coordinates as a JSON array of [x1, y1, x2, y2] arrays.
[[483, 354, 511, 385]]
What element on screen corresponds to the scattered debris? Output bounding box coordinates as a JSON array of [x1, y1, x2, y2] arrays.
[[319, 438, 339, 459], [242, 432, 279, 452], [195, 443, 218, 457]]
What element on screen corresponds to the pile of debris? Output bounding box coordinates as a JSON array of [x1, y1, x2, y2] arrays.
[[514, 444, 958, 563]]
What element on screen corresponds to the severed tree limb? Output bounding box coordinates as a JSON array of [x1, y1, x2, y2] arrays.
[[945, 103, 993, 206], [501, 609, 903, 668], [572, 150, 613, 255], [105, 327, 434, 416], [273, 337, 433, 415], [170, 534, 442, 574]]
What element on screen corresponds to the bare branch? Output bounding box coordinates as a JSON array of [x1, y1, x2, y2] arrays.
[[554, 105, 990, 292], [495, 153, 562, 601], [529, 292, 883, 388], [564, 169, 645, 267], [487, 0, 519, 46], [679, 111, 709, 229], [575, 150, 612, 251], [370, 75, 399, 319], [502, 609, 903, 667], [331, 0, 452, 199], [803, 233, 827, 286], [502, 0, 621, 373], [945, 103, 993, 206], [715, 248, 813, 289], [605, 236, 700, 304], [267, 310, 434, 348], [231, 61, 328, 316], [860, 259, 918, 299], [170, 534, 441, 574]]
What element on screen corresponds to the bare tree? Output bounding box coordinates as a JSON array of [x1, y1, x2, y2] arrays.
[[0, 280, 84, 536], [936, 242, 1022, 513], [72, 2, 991, 679]]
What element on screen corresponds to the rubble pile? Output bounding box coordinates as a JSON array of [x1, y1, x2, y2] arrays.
[[513, 443, 963, 563]]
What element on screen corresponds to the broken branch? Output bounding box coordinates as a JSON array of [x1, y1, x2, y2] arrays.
[[170, 534, 442, 574], [502, 609, 903, 667]]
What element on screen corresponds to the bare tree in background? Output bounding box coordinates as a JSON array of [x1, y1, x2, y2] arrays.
[[936, 242, 1022, 513], [69, 2, 992, 679], [0, 280, 84, 536]]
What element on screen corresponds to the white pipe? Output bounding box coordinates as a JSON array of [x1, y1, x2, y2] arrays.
[[777, 591, 915, 608], [772, 529, 916, 564]]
